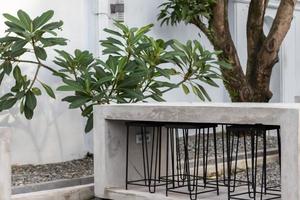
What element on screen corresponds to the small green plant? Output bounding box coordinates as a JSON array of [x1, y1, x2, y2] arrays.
[[54, 22, 226, 132], [0, 10, 66, 118]]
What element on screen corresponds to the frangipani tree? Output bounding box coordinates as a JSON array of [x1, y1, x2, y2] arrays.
[[158, 0, 296, 102]]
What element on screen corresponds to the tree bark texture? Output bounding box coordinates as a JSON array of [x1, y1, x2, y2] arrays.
[[193, 0, 296, 102]]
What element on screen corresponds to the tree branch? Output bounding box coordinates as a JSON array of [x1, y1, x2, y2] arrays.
[[255, 0, 296, 100], [246, 0, 268, 84], [208, 0, 251, 101]]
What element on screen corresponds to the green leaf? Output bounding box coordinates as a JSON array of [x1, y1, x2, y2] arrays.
[[82, 105, 93, 117], [181, 83, 190, 95], [12, 39, 28, 51], [59, 79, 85, 92], [33, 10, 54, 30], [34, 46, 47, 60], [156, 68, 171, 79], [114, 22, 129, 34], [69, 97, 90, 109], [84, 114, 93, 133], [24, 105, 33, 119], [17, 10, 32, 31], [0, 72, 5, 85], [0, 36, 19, 43], [94, 75, 113, 88], [215, 60, 232, 69], [122, 89, 144, 101], [192, 85, 205, 101], [103, 28, 122, 37], [13, 65, 22, 81], [150, 93, 165, 102], [197, 84, 211, 101], [106, 37, 123, 46], [25, 91, 37, 110], [11, 48, 27, 57], [40, 37, 67, 47], [32, 87, 42, 96], [3, 13, 25, 30], [0, 97, 18, 111], [57, 85, 77, 92], [40, 82, 56, 99], [2, 61, 12, 75], [20, 99, 25, 114], [41, 21, 63, 31]]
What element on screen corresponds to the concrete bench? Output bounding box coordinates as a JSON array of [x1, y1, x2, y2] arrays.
[[94, 103, 300, 200]]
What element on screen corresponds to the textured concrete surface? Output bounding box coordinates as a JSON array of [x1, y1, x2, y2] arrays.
[[94, 103, 300, 200], [0, 128, 11, 200], [106, 186, 281, 200], [12, 176, 94, 195], [12, 184, 94, 200]]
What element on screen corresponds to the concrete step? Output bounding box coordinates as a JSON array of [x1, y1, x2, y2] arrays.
[[11, 184, 94, 200]]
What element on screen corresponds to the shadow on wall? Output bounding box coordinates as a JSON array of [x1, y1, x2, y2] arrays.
[[0, 85, 88, 165]]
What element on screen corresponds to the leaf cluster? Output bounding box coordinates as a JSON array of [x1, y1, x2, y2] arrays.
[[0, 10, 66, 119], [54, 21, 224, 132], [158, 0, 216, 26]]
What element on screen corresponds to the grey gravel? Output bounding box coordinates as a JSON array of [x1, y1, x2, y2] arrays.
[[179, 133, 279, 160], [12, 156, 93, 186], [11, 134, 280, 191], [235, 161, 281, 187]]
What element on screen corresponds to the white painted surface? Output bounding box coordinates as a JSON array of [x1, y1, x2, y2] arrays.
[[0, 0, 100, 164], [94, 103, 300, 200]]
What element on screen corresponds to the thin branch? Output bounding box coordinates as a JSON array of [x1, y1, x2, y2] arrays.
[[191, 18, 214, 43], [13, 59, 58, 74], [27, 39, 42, 91]]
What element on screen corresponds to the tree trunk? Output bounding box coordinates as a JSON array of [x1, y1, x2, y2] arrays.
[[203, 0, 297, 102]]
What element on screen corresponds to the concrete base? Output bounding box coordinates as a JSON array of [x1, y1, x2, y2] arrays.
[[94, 103, 300, 200], [11, 184, 94, 200], [12, 176, 94, 195], [105, 186, 281, 200], [0, 128, 11, 200]]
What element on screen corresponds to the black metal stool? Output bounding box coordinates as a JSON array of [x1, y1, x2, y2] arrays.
[[165, 123, 219, 200], [226, 124, 281, 200], [256, 124, 281, 194], [125, 121, 166, 193]]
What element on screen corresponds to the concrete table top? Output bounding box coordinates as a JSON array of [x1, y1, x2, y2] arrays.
[[94, 103, 300, 200]]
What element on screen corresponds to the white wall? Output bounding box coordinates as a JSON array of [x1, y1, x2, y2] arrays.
[[0, 0, 99, 164]]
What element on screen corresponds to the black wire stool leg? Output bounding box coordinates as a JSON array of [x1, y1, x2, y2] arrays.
[[213, 126, 220, 195]]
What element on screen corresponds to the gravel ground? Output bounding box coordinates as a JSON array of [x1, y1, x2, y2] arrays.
[[178, 133, 279, 160], [12, 156, 93, 186], [235, 161, 281, 187]]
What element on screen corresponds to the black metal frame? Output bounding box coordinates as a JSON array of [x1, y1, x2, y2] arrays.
[[124, 121, 281, 199], [226, 124, 281, 200], [165, 123, 219, 200], [125, 122, 166, 193]]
